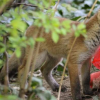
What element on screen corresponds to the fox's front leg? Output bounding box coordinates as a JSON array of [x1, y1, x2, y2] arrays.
[[68, 62, 82, 100], [81, 58, 93, 95]]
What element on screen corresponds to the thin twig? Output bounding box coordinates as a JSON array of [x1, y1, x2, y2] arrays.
[[77, 16, 87, 21], [19, 47, 34, 98], [57, 0, 98, 100], [18, 30, 39, 98], [12, 3, 38, 8], [54, 0, 60, 12], [57, 37, 77, 100], [3, 36, 9, 94], [85, 0, 98, 22], [27, 0, 53, 91], [27, 28, 44, 90]]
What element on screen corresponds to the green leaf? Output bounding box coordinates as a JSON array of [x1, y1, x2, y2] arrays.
[[11, 18, 26, 32], [75, 31, 80, 37], [52, 18, 59, 27], [77, 23, 86, 30], [0, 48, 5, 53], [0, 95, 20, 100], [54, 28, 60, 33], [15, 48, 21, 58], [32, 77, 42, 87], [52, 32, 59, 43], [72, 24, 76, 30], [0, 60, 3, 68], [57, 66, 64, 71], [60, 28, 67, 35], [62, 20, 71, 29], [28, 38, 35, 47], [36, 37, 45, 42]]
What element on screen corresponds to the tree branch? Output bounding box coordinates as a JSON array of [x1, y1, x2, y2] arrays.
[[12, 3, 38, 8], [0, 0, 14, 15], [3, 36, 9, 94]]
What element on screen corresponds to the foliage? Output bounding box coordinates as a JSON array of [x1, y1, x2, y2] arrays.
[[0, 0, 87, 67], [29, 77, 56, 100], [0, 0, 99, 100], [56, 0, 100, 20], [0, 95, 21, 100]]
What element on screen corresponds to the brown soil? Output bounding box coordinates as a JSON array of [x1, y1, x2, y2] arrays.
[[9, 69, 100, 100], [42, 75, 99, 100]]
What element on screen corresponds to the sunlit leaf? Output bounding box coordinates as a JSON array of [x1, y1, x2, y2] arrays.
[[36, 37, 45, 42], [75, 31, 80, 37], [52, 32, 59, 43], [15, 48, 21, 58], [77, 23, 86, 30]]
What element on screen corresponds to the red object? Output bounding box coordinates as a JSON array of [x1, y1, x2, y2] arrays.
[[92, 47, 100, 69], [90, 47, 100, 88], [90, 71, 100, 88]]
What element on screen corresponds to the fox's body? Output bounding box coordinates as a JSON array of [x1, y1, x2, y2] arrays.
[[1, 10, 100, 100]]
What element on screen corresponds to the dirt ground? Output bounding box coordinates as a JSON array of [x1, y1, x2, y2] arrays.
[[9, 69, 100, 100], [42, 75, 99, 100], [43, 76, 73, 100]]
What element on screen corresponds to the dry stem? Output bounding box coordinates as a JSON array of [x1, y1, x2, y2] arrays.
[[3, 36, 9, 94], [85, 0, 98, 22], [57, 37, 77, 100], [27, 28, 44, 90], [18, 31, 39, 98]]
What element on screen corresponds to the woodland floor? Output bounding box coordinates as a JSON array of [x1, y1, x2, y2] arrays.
[[6, 69, 100, 100], [40, 68, 100, 100], [42, 75, 96, 100]]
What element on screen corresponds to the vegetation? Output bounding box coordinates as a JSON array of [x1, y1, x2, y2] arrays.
[[0, 0, 100, 100]]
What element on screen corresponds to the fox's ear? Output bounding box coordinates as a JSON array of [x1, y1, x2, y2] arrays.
[[97, 9, 100, 20]]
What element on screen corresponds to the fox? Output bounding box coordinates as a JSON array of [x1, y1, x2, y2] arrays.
[[1, 10, 100, 100]]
